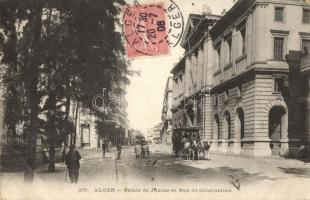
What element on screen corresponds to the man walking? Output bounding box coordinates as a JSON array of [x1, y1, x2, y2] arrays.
[[205, 141, 211, 160], [117, 143, 122, 160], [65, 145, 81, 183], [107, 141, 112, 152], [102, 140, 107, 158]]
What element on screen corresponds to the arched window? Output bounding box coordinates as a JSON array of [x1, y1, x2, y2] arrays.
[[212, 114, 220, 139], [223, 111, 231, 139], [234, 108, 245, 141]]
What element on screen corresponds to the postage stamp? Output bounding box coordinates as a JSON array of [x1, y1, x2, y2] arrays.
[[122, 0, 184, 58]]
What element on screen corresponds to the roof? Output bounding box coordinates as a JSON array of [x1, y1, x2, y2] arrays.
[[209, 0, 255, 40], [170, 56, 186, 74], [181, 13, 221, 50]]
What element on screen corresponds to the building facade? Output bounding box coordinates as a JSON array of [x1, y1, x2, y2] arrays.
[[153, 123, 162, 144], [171, 10, 221, 142], [161, 77, 173, 144], [171, 0, 310, 158]]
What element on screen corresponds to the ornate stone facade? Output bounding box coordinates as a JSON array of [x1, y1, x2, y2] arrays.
[[171, 0, 310, 158]]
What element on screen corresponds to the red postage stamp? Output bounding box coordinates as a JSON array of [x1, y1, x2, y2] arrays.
[[123, 3, 169, 58]]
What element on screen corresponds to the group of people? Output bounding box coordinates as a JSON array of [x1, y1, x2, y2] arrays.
[[134, 141, 150, 159]]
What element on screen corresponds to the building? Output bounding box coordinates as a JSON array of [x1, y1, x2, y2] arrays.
[[147, 123, 162, 144], [70, 103, 99, 148], [171, 0, 310, 158], [161, 77, 173, 144], [171, 8, 221, 144]]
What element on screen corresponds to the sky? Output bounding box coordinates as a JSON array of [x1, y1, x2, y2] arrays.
[[125, 0, 234, 133]]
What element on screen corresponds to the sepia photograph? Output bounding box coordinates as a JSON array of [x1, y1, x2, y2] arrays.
[[0, 0, 310, 199]]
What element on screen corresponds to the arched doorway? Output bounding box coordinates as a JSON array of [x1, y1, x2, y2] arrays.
[[223, 111, 231, 139], [234, 108, 245, 142], [212, 114, 220, 139], [269, 106, 287, 155]]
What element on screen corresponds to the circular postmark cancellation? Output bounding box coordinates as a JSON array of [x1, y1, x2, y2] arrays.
[[123, 0, 184, 58]]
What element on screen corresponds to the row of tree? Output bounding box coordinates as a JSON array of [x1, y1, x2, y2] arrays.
[[0, 0, 133, 182]]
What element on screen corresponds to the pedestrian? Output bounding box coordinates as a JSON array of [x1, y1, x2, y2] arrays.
[[102, 140, 107, 158], [117, 143, 122, 160], [108, 141, 112, 152], [140, 142, 144, 158], [65, 145, 81, 183], [205, 141, 210, 160], [299, 144, 307, 160], [146, 143, 150, 158], [134, 142, 141, 159]]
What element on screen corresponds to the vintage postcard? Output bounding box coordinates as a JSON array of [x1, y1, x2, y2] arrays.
[[0, 0, 310, 200]]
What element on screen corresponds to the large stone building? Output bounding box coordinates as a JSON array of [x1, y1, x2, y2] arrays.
[[171, 0, 310, 158]]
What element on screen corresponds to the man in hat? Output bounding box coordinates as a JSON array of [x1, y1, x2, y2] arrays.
[[102, 139, 107, 158], [117, 143, 122, 160], [65, 145, 81, 183]]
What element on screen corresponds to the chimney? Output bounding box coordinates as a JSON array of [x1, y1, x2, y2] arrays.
[[222, 9, 227, 16]]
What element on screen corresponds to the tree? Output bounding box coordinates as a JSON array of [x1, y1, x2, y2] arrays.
[[1, 0, 132, 181]]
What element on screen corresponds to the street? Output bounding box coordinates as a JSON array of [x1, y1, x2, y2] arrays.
[[1, 144, 310, 200]]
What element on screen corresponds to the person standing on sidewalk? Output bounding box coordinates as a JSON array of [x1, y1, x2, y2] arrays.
[[107, 141, 112, 152], [134, 142, 141, 159], [204, 141, 210, 160], [117, 143, 122, 160], [65, 145, 81, 183], [146, 142, 150, 158], [102, 140, 107, 158]]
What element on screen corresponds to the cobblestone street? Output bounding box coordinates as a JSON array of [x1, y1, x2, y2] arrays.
[[1, 144, 310, 200]]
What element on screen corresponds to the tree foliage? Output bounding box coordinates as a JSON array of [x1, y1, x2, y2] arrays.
[[0, 0, 131, 181]]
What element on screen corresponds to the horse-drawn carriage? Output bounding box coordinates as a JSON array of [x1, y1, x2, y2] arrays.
[[172, 127, 209, 160]]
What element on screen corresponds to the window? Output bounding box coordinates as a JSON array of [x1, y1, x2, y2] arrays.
[[274, 37, 284, 60], [302, 39, 310, 54], [275, 7, 284, 22], [241, 28, 246, 55], [303, 9, 310, 24], [215, 46, 221, 70], [236, 85, 242, 98], [227, 38, 232, 63], [213, 95, 218, 106], [274, 77, 284, 93]]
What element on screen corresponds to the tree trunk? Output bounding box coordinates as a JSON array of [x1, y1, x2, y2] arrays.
[[73, 102, 79, 145], [24, 6, 42, 183], [62, 94, 70, 156], [48, 93, 56, 172]]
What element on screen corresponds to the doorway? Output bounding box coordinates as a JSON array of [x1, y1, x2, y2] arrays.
[[269, 106, 287, 155]]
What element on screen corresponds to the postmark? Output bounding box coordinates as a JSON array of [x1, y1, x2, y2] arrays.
[[123, 0, 184, 58]]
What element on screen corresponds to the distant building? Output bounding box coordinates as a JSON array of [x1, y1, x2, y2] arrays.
[[161, 77, 173, 144], [152, 123, 162, 144], [70, 103, 99, 148]]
